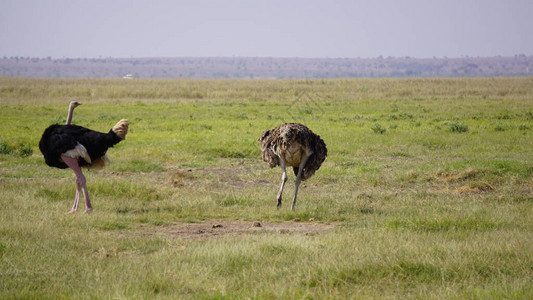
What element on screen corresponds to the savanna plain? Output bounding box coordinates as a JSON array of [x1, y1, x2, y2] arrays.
[[1, 77, 532, 299]]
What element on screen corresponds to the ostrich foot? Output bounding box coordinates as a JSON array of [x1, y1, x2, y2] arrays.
[[84, 208, 92, 214]]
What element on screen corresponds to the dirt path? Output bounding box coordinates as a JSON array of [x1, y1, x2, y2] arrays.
[[134, 220, 335, 240]]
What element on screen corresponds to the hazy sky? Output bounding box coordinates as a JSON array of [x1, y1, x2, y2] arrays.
[[1, 0, 532, 58]]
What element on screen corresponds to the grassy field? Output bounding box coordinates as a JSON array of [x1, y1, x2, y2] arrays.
[[1, 77, 532, 299]]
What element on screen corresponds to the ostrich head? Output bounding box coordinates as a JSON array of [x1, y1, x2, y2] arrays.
[[69, 101, 82, 109], [112, 119, 129, 140]]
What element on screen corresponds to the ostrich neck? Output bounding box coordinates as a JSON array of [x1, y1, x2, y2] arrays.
[[66, 105, 75, 125]]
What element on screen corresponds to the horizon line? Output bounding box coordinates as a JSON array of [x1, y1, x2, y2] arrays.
[[2, 54, 532, 60]]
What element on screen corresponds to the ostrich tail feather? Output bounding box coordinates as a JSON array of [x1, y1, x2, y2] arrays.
[[112, 119, 129, 140], [86, 155, 110, 169]]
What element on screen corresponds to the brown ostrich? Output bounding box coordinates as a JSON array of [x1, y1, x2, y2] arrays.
[[39, 101, 129, 213], [258, 123, 327, 210]]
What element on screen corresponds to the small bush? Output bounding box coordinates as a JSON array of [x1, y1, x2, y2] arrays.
[[0, 140, 13, 155], [448, 122, 469, 133], [16, 144, 33, 157], [399, 112, 414, 119], [0, 140, 32, 157], [371, 123, 387, 134]]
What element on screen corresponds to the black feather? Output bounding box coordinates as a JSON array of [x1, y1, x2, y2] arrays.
[[39, 124, 122, 169]]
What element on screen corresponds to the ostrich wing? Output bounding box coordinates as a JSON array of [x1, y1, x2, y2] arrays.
[[39, 126, 80, 169]]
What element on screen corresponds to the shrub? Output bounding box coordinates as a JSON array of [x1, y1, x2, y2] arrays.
[[494, 124, 506, 132], [16, 144, 33, 157], [518, 124, 530, 131], [448, 122, 469, 133], [0, 140, 33, 157], [0, 140, 13, 155], [371, 123, 387, 134]]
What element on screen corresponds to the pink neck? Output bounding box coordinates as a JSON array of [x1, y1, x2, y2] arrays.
[[66, 104, 75, 125]]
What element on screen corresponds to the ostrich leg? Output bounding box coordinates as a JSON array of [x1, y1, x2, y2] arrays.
[[291, 153, 311, 211], [70, 184, 81, 213], [276, 159, 288, 208], [61, 156, 92, 214]]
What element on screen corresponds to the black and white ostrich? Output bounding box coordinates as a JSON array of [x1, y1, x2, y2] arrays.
[[39, 101, 129, 213], [258, 123, 327, 210]]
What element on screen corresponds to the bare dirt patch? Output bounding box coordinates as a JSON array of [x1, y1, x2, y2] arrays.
[[134, 220, 335, 240]]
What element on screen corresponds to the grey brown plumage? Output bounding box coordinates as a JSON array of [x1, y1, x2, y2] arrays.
[[259, 123, 327, 210]]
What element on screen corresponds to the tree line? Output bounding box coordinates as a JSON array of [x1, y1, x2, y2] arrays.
[[1, 55, 531, 78]]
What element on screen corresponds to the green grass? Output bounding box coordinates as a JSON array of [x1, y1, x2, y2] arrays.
[[1, 77, 532, 299]]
